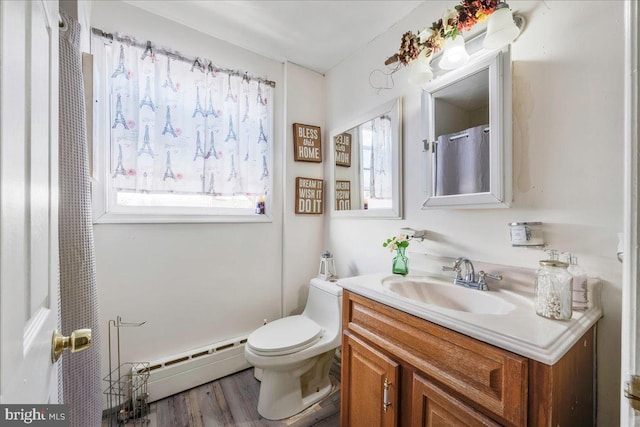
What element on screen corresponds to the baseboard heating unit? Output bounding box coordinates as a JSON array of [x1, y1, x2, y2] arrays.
[[143, 335, 250, 402]]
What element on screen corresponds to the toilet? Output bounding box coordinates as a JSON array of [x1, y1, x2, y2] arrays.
[[244, 278, 343, 420]]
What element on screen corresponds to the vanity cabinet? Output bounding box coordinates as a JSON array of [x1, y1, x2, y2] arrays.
[[340, 290, 596, 427]]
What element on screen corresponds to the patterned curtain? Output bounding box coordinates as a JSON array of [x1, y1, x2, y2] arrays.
[[59, 11, 103, 427], [107, 40, 272, 198]]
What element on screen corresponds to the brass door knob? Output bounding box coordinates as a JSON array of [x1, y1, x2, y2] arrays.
[[51, 329, 92, 363]]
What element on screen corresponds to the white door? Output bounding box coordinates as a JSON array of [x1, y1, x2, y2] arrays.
[[0, 0, 60, 403], [622, 0, 640, 425]]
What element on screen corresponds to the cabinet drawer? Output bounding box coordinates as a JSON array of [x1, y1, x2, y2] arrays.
[[344, 291, 528, 427], [412, 373, 501, 427]]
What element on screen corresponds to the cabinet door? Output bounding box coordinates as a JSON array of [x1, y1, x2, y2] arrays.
[[411, 374, 501, 427], [341, 331, 399, 427]]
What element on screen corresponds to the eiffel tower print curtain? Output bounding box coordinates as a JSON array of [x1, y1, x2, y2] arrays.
[[107, 39, 273, 199]]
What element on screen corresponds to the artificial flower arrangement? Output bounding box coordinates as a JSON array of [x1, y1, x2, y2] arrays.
[[382, 234, 411, 252], [385, 0, 499, 67]]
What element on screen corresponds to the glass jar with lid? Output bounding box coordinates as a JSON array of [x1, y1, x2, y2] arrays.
[[534, 260, 573, 320]]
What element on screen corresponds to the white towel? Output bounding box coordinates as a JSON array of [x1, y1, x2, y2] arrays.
[[435, 124, 489, 196]]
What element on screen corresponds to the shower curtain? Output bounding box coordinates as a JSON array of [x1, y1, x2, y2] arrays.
[[435, 124, 490, 196], [59, 11, 102, 427]]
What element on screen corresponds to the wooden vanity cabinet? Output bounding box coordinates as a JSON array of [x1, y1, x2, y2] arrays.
[[340, 290, 596, 427]]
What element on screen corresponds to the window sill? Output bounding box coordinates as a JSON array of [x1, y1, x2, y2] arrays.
[[93, 212, 273, 224]]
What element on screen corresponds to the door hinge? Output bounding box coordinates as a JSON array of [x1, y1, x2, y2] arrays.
[[383, 378, 391, 412], [423, 140, 436, 153], [625, 376, 640, 411]]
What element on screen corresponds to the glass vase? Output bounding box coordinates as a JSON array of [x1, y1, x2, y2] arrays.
[[392, 246, 409, 275]]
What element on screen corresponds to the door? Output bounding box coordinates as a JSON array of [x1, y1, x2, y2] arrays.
[[341, 331, 399, 427], [0, 0, 60, 403], [623, 0, 640, 425]]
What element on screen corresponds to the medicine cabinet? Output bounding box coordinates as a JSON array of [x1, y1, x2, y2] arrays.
[[329, 97, 402, 218], [422, 47, 511, 209]]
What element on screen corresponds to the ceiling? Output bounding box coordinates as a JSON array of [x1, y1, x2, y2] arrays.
[[123, 1, 424, 74]]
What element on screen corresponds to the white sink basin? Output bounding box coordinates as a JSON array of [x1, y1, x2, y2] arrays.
[[382, 276, 516, 315]]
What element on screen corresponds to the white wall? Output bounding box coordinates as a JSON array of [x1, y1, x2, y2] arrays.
[[91, 0, 287, 381], [325, 1, 623, 425], [282, 62, 326, 316]]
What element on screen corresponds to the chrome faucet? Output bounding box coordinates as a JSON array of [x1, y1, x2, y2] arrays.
[[442, 257, 502, 291]]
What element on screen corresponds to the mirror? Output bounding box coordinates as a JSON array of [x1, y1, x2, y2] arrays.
[[422, 47, 511, 208], [330, 97, 402, 218]]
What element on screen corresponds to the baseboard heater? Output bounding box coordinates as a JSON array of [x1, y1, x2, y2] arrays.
[[143, 335, 251, 402]]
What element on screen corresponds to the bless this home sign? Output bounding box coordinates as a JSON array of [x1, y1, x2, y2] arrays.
[[293, 123, 322, 162]]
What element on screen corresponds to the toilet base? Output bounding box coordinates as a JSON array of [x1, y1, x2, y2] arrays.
[[256, 350, 335, 420], [254, 367, 263, 381]]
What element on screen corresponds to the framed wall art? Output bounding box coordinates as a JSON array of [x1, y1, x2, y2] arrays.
[[293, 123, 322, 162], [295, 177, 324, 214]]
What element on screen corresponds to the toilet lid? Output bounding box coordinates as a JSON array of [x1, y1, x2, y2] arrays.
[[247, 315, 323, 356]]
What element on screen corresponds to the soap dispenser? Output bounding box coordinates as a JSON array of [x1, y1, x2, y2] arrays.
[[565, 253, 588, 310], [546, 249, 560, 261]]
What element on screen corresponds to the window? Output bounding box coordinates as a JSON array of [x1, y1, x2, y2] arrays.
[[91, 31, 274, 223], [359, 115, 393, 210]]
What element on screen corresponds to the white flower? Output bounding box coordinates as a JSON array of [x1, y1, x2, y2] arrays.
[[442, 8, 458, 31], [418, 28, 434, 44]]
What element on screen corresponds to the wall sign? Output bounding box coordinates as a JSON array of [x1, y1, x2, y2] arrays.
[[334, 133, 351, 167], [295, 177, 324, 214], [335, 180, 351, 211], [293, 123, 322, 162]]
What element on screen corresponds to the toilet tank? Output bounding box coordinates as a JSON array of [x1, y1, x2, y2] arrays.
[[302, 278, 343, 334]]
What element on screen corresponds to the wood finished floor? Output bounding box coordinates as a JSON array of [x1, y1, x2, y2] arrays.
[[105, 362, 340, 427]]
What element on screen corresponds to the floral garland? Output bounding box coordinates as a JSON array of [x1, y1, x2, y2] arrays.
[[385, 0, 499, 67]]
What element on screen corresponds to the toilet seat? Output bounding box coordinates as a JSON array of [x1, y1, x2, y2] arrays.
[[247, 315, 323, 356]]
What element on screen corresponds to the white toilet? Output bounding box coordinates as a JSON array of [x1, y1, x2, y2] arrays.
[[244, 278, 343, 420]]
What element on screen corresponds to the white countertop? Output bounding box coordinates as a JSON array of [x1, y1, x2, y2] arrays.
[[337, 271, 602, 365]]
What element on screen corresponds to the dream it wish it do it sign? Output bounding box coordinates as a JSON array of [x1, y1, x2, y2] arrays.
[[295, 177, 323, 214], [293, 123, 322, 162]]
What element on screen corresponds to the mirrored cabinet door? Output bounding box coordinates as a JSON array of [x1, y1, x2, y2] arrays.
[[422, 47, 512, 209], [330, 97, 402, 218]]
